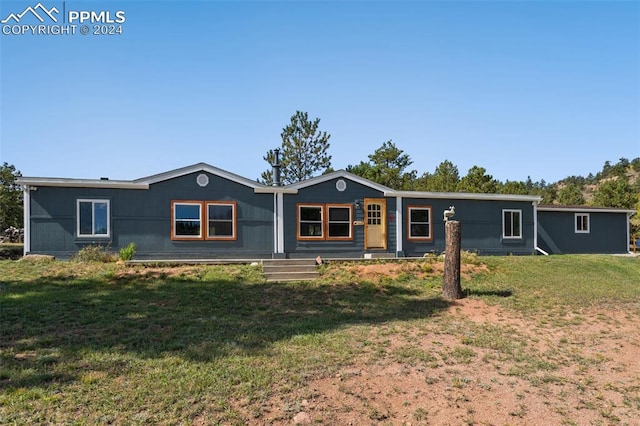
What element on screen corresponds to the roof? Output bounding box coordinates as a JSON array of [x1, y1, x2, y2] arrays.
[[285, 170, 394, 193], [16, 163, 285, 193], [537, 205, 636, 214], [134, 162, 267, 190], [390, 190, 542, 203], [16, 177, 149, 190]]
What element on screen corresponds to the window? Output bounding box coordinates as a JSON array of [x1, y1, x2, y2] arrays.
[[297, 204, 353, 240], [503, 209, 522, 239], [408, 206, 432, 240], [78, 200, 110, 237], [173, 202, 202, 239], [172, 201, 237, 241], [207, 202, 235, 239], [327, 205, 352, 239], [575, 213, 590, 233], [298, 205, 323, 239]]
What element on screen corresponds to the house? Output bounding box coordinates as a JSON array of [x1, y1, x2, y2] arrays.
[[16, 163, 635, 259], [537, 205, 635, 254]]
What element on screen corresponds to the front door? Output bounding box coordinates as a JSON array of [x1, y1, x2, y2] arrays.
[[364, 198, 386, 249]]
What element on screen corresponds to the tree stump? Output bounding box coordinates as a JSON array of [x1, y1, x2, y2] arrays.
[[443, 220, 463, 300]]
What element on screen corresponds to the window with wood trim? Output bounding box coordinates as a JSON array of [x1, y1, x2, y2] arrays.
[[502, 209, 522, 239], [297, 204, 353, 240], [172, 201, 236, 241], [172, 201, 203, 239], [327, 205, 352, 239], [407, 206, 432, 240], [77, 199, 110, 238], [298, 205, 323, 239], [207, 202, 236, 239], [575, 213, 589, 233]]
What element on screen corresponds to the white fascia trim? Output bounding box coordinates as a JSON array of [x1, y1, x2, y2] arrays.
[[389, 191, 542, 203], [537, 206, 636, 214], [396, 196, 403, 254], [277, 192, 285, 253], [286, 170, 394, 193], [533, 201, 538, 253], [254, 187, 298, 194], [23, 186, 30, 255], [16, 177, 148, 190], [136, 162, 267, 190]]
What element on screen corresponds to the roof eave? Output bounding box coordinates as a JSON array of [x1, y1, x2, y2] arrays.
[[16, 177, 148, 190], [537, 206, 636, 214], [388, 191, 542, 203]]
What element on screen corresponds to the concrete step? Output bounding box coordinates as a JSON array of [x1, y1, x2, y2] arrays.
[[364, 252, 396, 259], [262, 259, 319, 282]]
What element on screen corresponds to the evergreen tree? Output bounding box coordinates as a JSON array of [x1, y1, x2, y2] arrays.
[[0, 163, 23, 230], [415, 160, 460, 192], [557, 183, 585, 206], [591, 178, 636, 209], [456, 166, 498, 193], [261, 111, 331, 184], [346, 140, 416, 189]]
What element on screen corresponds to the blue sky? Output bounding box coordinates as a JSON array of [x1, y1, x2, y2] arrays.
[[1, 0, 639, 184]]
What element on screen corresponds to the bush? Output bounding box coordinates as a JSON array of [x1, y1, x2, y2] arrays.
[[75, 245, 115, 263], [119, 242, 136, 261]]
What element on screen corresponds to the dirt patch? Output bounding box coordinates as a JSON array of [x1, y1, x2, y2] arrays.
[[331, 260, 488, 282], [242, 298, 640, 425]]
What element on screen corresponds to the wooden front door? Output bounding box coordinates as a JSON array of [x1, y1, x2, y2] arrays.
[[364, 198, 386, 249]]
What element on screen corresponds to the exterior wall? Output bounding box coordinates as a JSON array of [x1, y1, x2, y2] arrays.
[[402, 199, 537, 256], [282, 177, 396, 258], [28, 171, 274, 259], [537, 211, 629, 254]]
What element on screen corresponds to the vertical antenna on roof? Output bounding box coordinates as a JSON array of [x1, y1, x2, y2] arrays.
[[272, 148, 282, 186]]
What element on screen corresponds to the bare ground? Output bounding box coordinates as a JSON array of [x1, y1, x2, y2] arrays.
[[236, 263, 640, 425]]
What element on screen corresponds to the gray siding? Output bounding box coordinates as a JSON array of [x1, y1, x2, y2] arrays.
[[537, 211, 629, 254], [282, 177, 395, 258], [402, 199, 536, 256], [29, 172, 274, 259]]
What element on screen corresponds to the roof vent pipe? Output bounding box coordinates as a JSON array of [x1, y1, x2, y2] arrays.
[[272, 148, 282, 186]]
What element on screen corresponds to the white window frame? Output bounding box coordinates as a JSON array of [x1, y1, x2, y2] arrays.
[[502, 209, 522, 239], [575, 213, 590, 234], [407, 206, 432, 241], [77, 199, 111, 238], [172, 201, 203, 240]]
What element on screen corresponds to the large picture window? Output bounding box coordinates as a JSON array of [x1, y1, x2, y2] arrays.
[[78, 199, 110, 237], [407, 206, 432, 240], [297, 204, 353, 240], [503, 209, 522, 239], [575, 213, 590, 233], [172, 201, 237, 241]]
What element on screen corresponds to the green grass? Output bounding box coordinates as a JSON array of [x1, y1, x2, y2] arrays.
[[0, 255, 638, 423]]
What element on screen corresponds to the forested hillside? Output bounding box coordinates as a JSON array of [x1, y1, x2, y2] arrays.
[[346, 142, 639, 235]]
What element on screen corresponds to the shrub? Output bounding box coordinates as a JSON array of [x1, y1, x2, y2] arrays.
[[119, 242, 136, 261], [75, 245, 115, 263]]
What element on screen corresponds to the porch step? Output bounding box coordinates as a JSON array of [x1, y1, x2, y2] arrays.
[[364, 252, 396, 259], [263, 259, 320, 282]]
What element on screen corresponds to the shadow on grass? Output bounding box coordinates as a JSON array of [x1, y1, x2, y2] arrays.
[[1, 271, 451, 389], [468, 289, 513, 298]]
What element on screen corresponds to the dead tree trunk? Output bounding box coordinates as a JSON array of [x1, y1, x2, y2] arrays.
[[443, 220, 463, 300]]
